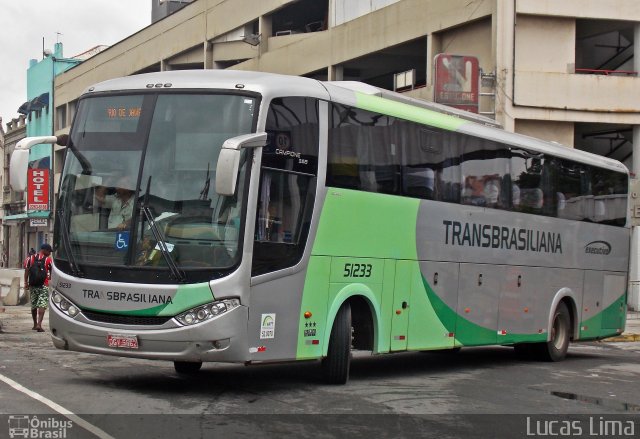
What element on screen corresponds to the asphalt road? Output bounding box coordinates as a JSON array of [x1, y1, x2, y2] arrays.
[[1, 307, 639, 438]]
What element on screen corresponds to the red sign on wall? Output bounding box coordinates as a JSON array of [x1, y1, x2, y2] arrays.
[[434, 54, 480, 113], [27, 168, 50, 211]]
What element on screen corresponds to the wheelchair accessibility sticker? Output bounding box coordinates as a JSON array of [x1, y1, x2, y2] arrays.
[[115, 231, 130, 251]]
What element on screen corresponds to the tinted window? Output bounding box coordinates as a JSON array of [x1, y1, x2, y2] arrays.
[[252, 97, 319, 276], [327, 104, 400, 194], [460, 138, 511, 209], [326, 103, 627, 227]]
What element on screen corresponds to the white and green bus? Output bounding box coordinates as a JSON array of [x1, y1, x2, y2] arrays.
[[12, 71, 630, 383]]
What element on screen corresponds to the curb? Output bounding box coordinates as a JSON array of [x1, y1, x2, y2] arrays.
[[602, 333, 640, 342]]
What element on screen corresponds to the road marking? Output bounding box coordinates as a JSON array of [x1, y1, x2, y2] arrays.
[[0, 372, 115, 439]]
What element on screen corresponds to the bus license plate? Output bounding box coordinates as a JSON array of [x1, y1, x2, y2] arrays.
[[107, 334, 139, 349]]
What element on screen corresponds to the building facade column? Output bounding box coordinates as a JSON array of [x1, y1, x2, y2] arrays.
[[328, 65, 343, 81], [259, 15, 272, 54], [630, 124, 640, 311], [628, 23, 640, 311]]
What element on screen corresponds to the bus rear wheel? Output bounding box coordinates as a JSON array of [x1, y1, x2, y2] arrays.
[[533, 302, 571, 362], [174, 361, 202, 374], [321, 302, 352, 384]]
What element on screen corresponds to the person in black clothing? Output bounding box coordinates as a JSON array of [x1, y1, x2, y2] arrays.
[[24, 244, 53, 332]]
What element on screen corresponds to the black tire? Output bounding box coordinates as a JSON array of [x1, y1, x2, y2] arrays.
[[321, 302, 352, 384], [174, 361, 202, 374], [532, 302, 571, 362]]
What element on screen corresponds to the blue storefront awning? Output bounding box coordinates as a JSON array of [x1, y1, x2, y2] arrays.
[[3, 211, 51, 221], [30, 92, 49, 110], [17, 101, 30, 115], [16, 92, 49, 115]]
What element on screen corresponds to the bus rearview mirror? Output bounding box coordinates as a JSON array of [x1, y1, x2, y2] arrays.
[[9, 149, 30, 192], [216, 149, 241, 196], [10, 135, 59, 192], [215, 132, 267, 196]]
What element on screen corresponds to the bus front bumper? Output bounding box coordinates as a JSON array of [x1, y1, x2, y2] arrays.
[[49, 304, 249, 363]]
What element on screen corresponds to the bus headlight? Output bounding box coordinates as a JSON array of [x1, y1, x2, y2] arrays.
[[175, 299, 240, 326], [51, 290, 81, 319]]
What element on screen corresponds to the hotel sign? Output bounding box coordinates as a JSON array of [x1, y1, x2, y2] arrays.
[[27, 168, 50, 211]]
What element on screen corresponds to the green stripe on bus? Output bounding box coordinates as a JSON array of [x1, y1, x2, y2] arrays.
[[579, 293, 626, 340], [421, 274, 494, 345], [355, 92, 467, 132], [80, 283, 214, 316], [420, 274, 547, 345], [156, 283, 215, 316], [312, 188, 420, 259]]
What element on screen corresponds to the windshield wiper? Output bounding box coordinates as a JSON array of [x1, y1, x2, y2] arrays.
[[56, 209, 83, 277], [140, 177, 185, 283], [141, 206, 185, 283]]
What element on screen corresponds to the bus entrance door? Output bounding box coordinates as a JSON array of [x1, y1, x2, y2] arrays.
[[390, 260, 412, 351]]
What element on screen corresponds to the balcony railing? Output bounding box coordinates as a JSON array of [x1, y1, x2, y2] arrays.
[[575, 68, 638, 77]]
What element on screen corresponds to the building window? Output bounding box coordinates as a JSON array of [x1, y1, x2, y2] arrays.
[[56, 105, 67, 130]]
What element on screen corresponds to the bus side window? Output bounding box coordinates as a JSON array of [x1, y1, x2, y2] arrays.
[[460, 138, 510, 209], [511, 151, 544, 214], [252, 97, 319, 276]]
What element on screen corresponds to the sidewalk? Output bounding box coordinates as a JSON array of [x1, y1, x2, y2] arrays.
[[1, 304, 639, 341], [604, 310, 640, 342], [0, 304, 48, 334]]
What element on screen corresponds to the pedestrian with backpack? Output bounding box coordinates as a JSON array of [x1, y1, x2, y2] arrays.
[[24, 243, 53, 332], [23, 248, 36, 269]]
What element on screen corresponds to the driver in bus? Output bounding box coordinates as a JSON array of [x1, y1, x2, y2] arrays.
[[95, 176, 135, 230]]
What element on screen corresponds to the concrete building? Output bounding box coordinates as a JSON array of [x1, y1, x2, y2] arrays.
[[2, 116, 27, 268], [152, 0, 195, 23], [48, 0, 640, 307], [0, 120, 4, 265], [4, 43, 81, 262]]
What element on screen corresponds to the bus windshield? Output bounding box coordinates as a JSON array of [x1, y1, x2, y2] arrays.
[[57, 92, 257, 274]]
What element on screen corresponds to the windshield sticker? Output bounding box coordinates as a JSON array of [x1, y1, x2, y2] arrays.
[[154, 242, 175, 252], [260, 313, 276, 339], [114, 231, 130, 251]]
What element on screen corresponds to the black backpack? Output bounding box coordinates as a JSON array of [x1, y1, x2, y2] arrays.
[[28, 255, 48, 287]]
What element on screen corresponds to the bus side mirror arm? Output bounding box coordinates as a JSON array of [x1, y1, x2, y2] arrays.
[[10, 135, 64, 192], [215, 132, 267, 196]]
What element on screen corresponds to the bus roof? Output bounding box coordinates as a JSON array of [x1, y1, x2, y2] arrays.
[[323, 81, 628, 174], [83, 70, 628, 175], [82, 70, 331, 101]]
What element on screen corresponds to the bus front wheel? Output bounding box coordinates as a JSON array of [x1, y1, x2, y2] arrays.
[[174, 361, 203, 374], [321, 302, 352, 384], [534, 302, 571, 362]]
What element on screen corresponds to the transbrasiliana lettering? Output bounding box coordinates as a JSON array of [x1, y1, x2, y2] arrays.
[[442, 220, 562, 254], [82, 289, 173, 304]]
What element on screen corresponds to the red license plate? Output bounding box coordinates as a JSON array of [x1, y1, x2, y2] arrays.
[[107, 334, 139, 349]]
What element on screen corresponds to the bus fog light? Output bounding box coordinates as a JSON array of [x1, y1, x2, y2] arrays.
[[67, 306, 79, 317], [176, 298, 241, 326], [213, 338, 230, 349]]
